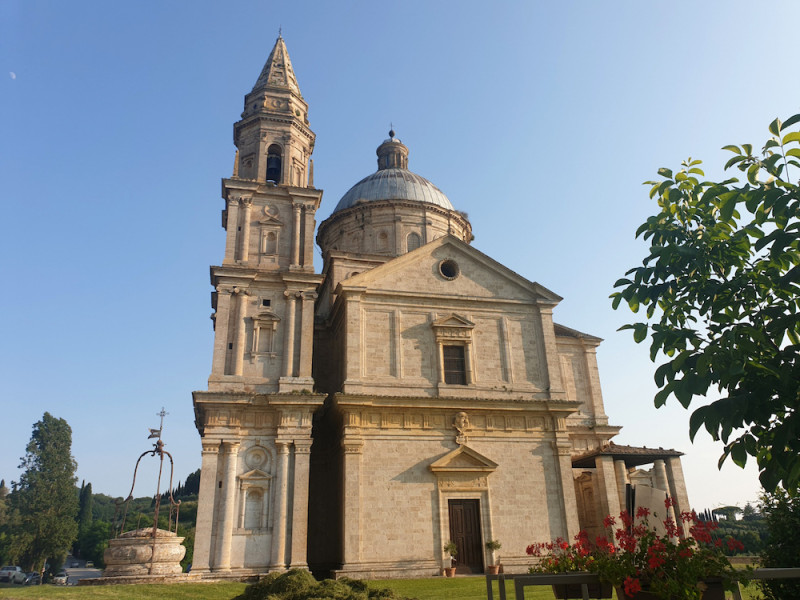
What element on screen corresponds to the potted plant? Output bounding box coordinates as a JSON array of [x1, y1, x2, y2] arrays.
[[485, 539, 502, 574], [527, 497, 744, 600], [443, 541, 458, 577]]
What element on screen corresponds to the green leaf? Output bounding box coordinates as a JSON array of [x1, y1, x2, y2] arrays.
[[633, 322, 648, 343], [724, 155, 746, 170], [730, 442, 748, 468], [782, 113, 800, 129], [742, 143, 753, 156], [657, 167, 673, 179], [719, 193, 738, 221], [689, 409, 705, 441], [782, 131, 800, 145], [721, 145, 741, 155], [747, 163, 760, 185], [769, 117, 782, 136]]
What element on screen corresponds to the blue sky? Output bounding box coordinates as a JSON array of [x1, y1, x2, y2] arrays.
[[2, 1, 799, 511]]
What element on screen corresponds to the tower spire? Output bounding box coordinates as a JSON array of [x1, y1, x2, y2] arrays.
[[252, 35, 301, 96]]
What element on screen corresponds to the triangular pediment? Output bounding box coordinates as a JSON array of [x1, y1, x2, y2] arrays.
[[239, 468, 271, 481], [337, 235, 562, 305], [258, 216, 283, 226], [431, 314, 474, 329], [429, 445, 498, 474]]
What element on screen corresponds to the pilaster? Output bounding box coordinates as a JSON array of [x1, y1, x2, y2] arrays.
[[595, 455, 621, 522], [239, 196, 253, 263], [342, 439, 363, 564], [298, 292, 317, 377], [289, 440, 312, 568], [223, 198, 240, 265], [554, 438, 580, 539], [291, 204, 302, 267], [539, 305, 566, 396], [665, 457, 691, 536], [192, 440, 220, 573], [215, 441, 240, 571], [211, 288, 232, 376], [232, 288, 249, 376], [614, 459, 629, 510], [282, 291, 298, 378], [302, 204, 315, 270], [270, 441, 291, 569]]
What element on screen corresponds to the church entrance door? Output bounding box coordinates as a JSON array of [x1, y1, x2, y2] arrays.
[[448, 499, 483, 573]]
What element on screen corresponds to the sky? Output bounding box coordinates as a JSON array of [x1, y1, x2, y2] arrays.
[[2, 1, 799, 512]]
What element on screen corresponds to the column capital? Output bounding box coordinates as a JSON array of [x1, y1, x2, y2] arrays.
[[553, 440, 573, 456], [231, 286, 249, 296], [239, 196, 253, 207], [223, 441, 241, 453], [284, 290, 301, 299], [275, 441, 291, 454], [201, 440, 220, 454], [301, 291, 318, 301], [342, 440, 364, 454], [293, 440, 313, 454]]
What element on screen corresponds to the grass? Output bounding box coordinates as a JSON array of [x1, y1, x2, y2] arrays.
[[0, 582, 246, 600], [0, 577, 764, 600]]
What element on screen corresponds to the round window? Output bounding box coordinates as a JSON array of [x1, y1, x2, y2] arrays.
[[439, 259, 460, 280]]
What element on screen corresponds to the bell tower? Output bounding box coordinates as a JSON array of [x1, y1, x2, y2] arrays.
[[191, 36, 325, 577], [234, 35, 314, 187], [209, 35, 323, 393]]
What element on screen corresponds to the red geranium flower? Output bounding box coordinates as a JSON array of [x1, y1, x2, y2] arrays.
[[623, 576, 642, 596]]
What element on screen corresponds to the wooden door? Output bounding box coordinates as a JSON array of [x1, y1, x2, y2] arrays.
[[448, 499, 483, 573]]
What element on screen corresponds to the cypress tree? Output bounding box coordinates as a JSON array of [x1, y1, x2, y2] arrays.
[[13, 413, 78, 572]]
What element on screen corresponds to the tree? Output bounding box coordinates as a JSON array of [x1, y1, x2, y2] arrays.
[[75, 481, 93, 556], [712, 506, 742, 521], [759, 488, 800, 599], [11, 413, 79, 572], [612, 113, 800, 493]]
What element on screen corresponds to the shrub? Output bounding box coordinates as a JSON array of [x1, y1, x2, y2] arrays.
[[233, 569, 413, 600]]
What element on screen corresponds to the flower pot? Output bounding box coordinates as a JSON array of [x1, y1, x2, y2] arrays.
[[444, 567, 456, 577], [614, 578, 725, 600], [486, 565, 500, 575], [552, 582, 613, 599]]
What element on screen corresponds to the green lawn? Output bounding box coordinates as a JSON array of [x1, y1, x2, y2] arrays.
[[0, 577, 762, 600], [0, 582, 245, 600]]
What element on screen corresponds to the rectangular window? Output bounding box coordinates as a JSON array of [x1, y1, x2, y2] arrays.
[[443, 345, 467, 385]]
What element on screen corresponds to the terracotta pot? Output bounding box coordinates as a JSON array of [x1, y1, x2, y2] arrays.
[[552, 581, 612, 599], [486, 565, 500, 575], [614, 578, 725, 600], [444, 567, 456, 577]]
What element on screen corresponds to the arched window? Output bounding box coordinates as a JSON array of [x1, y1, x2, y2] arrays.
[[407, 232, 421, 252], [264, 231, 277, 254], [266, 144, 282, 183]]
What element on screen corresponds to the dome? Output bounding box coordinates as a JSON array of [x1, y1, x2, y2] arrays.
[[333, 168, 454, 213], [331, 131, 454, 214]]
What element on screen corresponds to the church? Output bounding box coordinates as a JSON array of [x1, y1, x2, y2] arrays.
[[191, 36, 692, 579]]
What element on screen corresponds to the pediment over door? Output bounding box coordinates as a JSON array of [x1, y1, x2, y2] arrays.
[[429, 445, 497, 491]]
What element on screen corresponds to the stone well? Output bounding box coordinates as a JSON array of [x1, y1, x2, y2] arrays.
[[103, 528, 186, 577]]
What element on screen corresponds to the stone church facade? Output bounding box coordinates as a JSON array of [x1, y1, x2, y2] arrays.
[[191, 37, 692, 579]]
